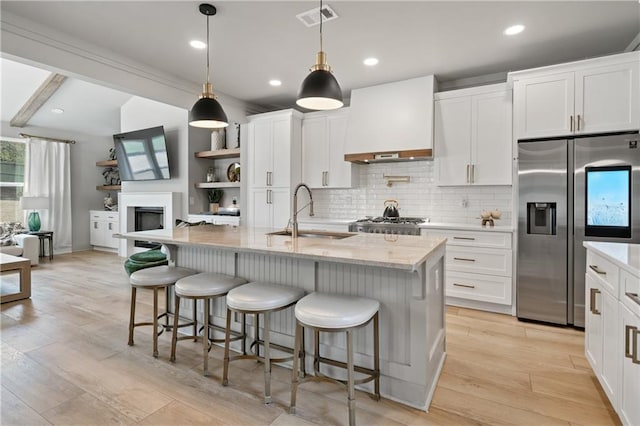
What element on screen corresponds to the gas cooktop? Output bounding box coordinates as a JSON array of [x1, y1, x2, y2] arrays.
[[354, 217, 426, 225]]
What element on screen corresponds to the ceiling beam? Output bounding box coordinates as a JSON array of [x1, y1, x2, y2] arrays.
[[10, 73, 67, 127]]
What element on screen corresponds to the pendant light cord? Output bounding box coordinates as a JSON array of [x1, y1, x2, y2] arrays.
[[206, 13, 211, 85], [319, 0, 323, 52]]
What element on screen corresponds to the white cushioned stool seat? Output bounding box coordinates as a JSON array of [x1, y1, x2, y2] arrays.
[[175, 272, 247, 297], [295, 293, 380, 329], [227, 282, 305, 312], [130, 265, 196, 287]]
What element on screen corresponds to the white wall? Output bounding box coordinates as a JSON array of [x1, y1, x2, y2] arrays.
[[307, 161, 512, 225], [1, 121, 114, 251]]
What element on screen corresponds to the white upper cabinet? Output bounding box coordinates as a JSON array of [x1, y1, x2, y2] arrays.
[[435, 83, 512, 186], [302, 109, 357, 189], [512, 51, 639, 140], [246, 109, 302, 228], [345, 75, 435, 155]]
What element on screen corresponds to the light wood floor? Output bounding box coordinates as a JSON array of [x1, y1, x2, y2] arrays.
[[1, 251, 620, 425]]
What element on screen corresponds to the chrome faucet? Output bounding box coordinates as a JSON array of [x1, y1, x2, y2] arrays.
[[292, 183, 314, 238]]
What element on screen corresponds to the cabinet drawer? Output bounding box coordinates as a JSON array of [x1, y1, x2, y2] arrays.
[[446, 271, 511, 305], [586, 250, 619, 296], [620, 269, 640, 317], [446, 246, 512, 277], [424, 229, 512, 249]]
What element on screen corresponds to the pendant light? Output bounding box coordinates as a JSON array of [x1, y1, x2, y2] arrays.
[[296, 0, 343, 110], [189, 3, 229, 128]]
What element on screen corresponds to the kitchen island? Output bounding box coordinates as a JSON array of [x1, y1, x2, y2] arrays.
[[119, 225, 447, 410]]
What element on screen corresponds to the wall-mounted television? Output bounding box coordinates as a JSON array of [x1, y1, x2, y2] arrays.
[[113, 126, 171, 181]]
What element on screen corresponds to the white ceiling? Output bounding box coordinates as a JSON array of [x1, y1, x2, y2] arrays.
[[1, 1, 638, 137]]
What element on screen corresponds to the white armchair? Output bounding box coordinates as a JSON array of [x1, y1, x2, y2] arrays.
[[0, 234, 39, 265]]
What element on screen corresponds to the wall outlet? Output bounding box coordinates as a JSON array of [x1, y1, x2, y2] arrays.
[[461, 197, 468, 208]]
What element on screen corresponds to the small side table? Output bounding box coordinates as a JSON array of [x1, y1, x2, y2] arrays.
[[29, 231, 54, 260]]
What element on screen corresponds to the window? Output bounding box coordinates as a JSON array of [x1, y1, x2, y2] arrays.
[[0, 139, 26, 223]]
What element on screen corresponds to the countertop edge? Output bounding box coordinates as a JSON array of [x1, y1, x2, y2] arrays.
[[583, 241, 640, 277]]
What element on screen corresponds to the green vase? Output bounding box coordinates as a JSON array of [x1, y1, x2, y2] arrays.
[[28, 211, 41, 232]]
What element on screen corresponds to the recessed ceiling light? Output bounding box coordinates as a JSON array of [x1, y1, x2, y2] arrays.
[[269, 79, 282, 87], [51, 108, 64, 114], [189, 40, 207, 49], [504, 24, 525, 36], [363, 57, 379, 66]]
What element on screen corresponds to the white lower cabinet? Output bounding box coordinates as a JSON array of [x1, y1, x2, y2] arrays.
[[584, 243, 640, 426], [422, 228, 513, 311], [619, 303, 640, 426], [249, 188, 290, 229], [89, 210, 119, 250], [187, 214, 240, 226]]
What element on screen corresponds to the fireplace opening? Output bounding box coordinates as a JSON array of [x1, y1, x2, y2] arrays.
[[134, 207, 164, 248]]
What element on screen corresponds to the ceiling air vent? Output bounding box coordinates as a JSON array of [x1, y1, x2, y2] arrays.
[[296, 5, 338, 27]]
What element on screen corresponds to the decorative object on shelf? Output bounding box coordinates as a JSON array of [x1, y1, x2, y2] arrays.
[[227, 162, 240, 182], [211, 128, 226, 150], [480, 209, 501, 227], [108, 147, 117, 161], [188, 3, 229, 129], [102, 167, 120, 185], [206, 167, 217, 182], [20, 196, 49, 232], [226, 122, 240, 148], [208, 189, 223, 213], [104, 194, 117, 211], [296, 0, 343, 110]]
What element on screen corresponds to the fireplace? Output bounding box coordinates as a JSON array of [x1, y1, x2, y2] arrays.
[[134, 207, 164, 248], [118, 192, 181, 257]]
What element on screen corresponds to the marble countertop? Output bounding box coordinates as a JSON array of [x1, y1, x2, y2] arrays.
[[120, 226, 446, 272], [583, 242, 640, 277]]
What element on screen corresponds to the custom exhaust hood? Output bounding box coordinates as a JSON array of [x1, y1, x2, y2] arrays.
[[344, 75, 435, 164]]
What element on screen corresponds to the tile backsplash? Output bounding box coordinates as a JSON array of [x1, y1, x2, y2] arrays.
[[310, 161, 513, 225]]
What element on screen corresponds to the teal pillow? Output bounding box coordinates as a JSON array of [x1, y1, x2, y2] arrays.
[[129, 249, 166, 263]]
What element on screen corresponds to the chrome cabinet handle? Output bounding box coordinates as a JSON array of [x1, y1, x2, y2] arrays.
[[93, 222, 98, 229], [471, 164, 475, 184], [108, 223, 113, 231], [453, 236, 476, 241], [570, 115, 574, 132], [453, 283, 475, 289], [590, 287, 601, 315], [589, 265, 606, 275], [625, 325, 640, 364], [625, 292, 640, 307], [466, 164, 470, 184], [577, 114, 581, 131], [453, 257, 476, 262]]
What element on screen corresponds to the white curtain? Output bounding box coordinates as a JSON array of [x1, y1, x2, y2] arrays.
[[24, 138, 72, 254]]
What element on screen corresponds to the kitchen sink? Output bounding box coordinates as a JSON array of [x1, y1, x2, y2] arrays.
[[267, 230, 354, 240]]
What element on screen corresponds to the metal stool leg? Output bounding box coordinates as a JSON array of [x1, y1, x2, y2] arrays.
[[203, 297, 210, 376], [290, 321, 303, 414], [373, 312, 380, 400], [193, 298, 198, 341], [153, 287, 159, 358], [347, 329, 356, 426], [222, 307, 232, 386], [170, 293, 181, 362], [263, 311, 271, 404], [314, 329, 320, 374], [128, 286, 137, 346]]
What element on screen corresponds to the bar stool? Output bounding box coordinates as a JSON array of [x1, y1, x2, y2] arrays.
[[290, 292, 380, 426], [223, 281, 305, 404], [128, 265, 196, 357], [169, 272, 248, 376]]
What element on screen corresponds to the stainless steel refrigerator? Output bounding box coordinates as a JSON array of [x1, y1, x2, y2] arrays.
[[517, 132, 640, 327]]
